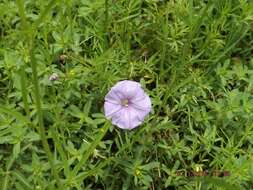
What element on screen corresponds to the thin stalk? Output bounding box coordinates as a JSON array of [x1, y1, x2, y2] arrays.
[[17, 0, 61, 187], [2, 173, 9, 190], [104, 0, 109, 48], [51, 125, 70, 177], [19, 66, 30, 117], [16, 0, 30, 118], [16, 0, 28, 29], [70, 122, 110, 177], [160, 4, 169, 79], [121, 0, 131, 61], [29, 42, 60, 186]]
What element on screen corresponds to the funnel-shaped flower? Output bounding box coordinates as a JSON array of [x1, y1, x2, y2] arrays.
[[104, 80, 151, 130]]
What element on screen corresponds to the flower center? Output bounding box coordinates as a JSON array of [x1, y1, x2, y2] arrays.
[[121, 99, 129, 107]]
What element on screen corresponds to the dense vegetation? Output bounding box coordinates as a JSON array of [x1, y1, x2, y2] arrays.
[[0, 0, 253, 189]]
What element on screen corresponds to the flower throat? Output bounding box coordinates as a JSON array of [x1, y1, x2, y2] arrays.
[[121, 99, 129, 107]]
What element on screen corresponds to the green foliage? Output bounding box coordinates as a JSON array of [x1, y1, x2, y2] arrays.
[[0, 0, 253, 189]]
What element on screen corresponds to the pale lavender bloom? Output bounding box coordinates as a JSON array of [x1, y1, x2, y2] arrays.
[[104, 80, 151, 130], [49, 73, 59, 81]]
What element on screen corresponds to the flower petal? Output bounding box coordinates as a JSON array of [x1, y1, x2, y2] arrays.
[[105, 88, 124, 104], [109, 108, 127, 129], [111, 107, 147, 130], [114, 80, 144, 99], [122, 81, 139, 98], [130, 106, 150, 122], [130, 87, 146, 101], [131, 94, 151, 111], [104, 102, 122, 118]]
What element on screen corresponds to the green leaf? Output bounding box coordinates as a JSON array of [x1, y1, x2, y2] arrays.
[[0, 107, 29, 124], [13, 142, 21, 159], [196, 177, 244, 190], [12, 171, 33, 190]]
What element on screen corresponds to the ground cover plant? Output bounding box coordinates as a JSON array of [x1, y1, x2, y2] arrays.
[[0, 0, 253, 189]]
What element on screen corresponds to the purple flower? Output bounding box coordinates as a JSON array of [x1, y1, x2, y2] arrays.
[[104, 80, 151, 130]]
